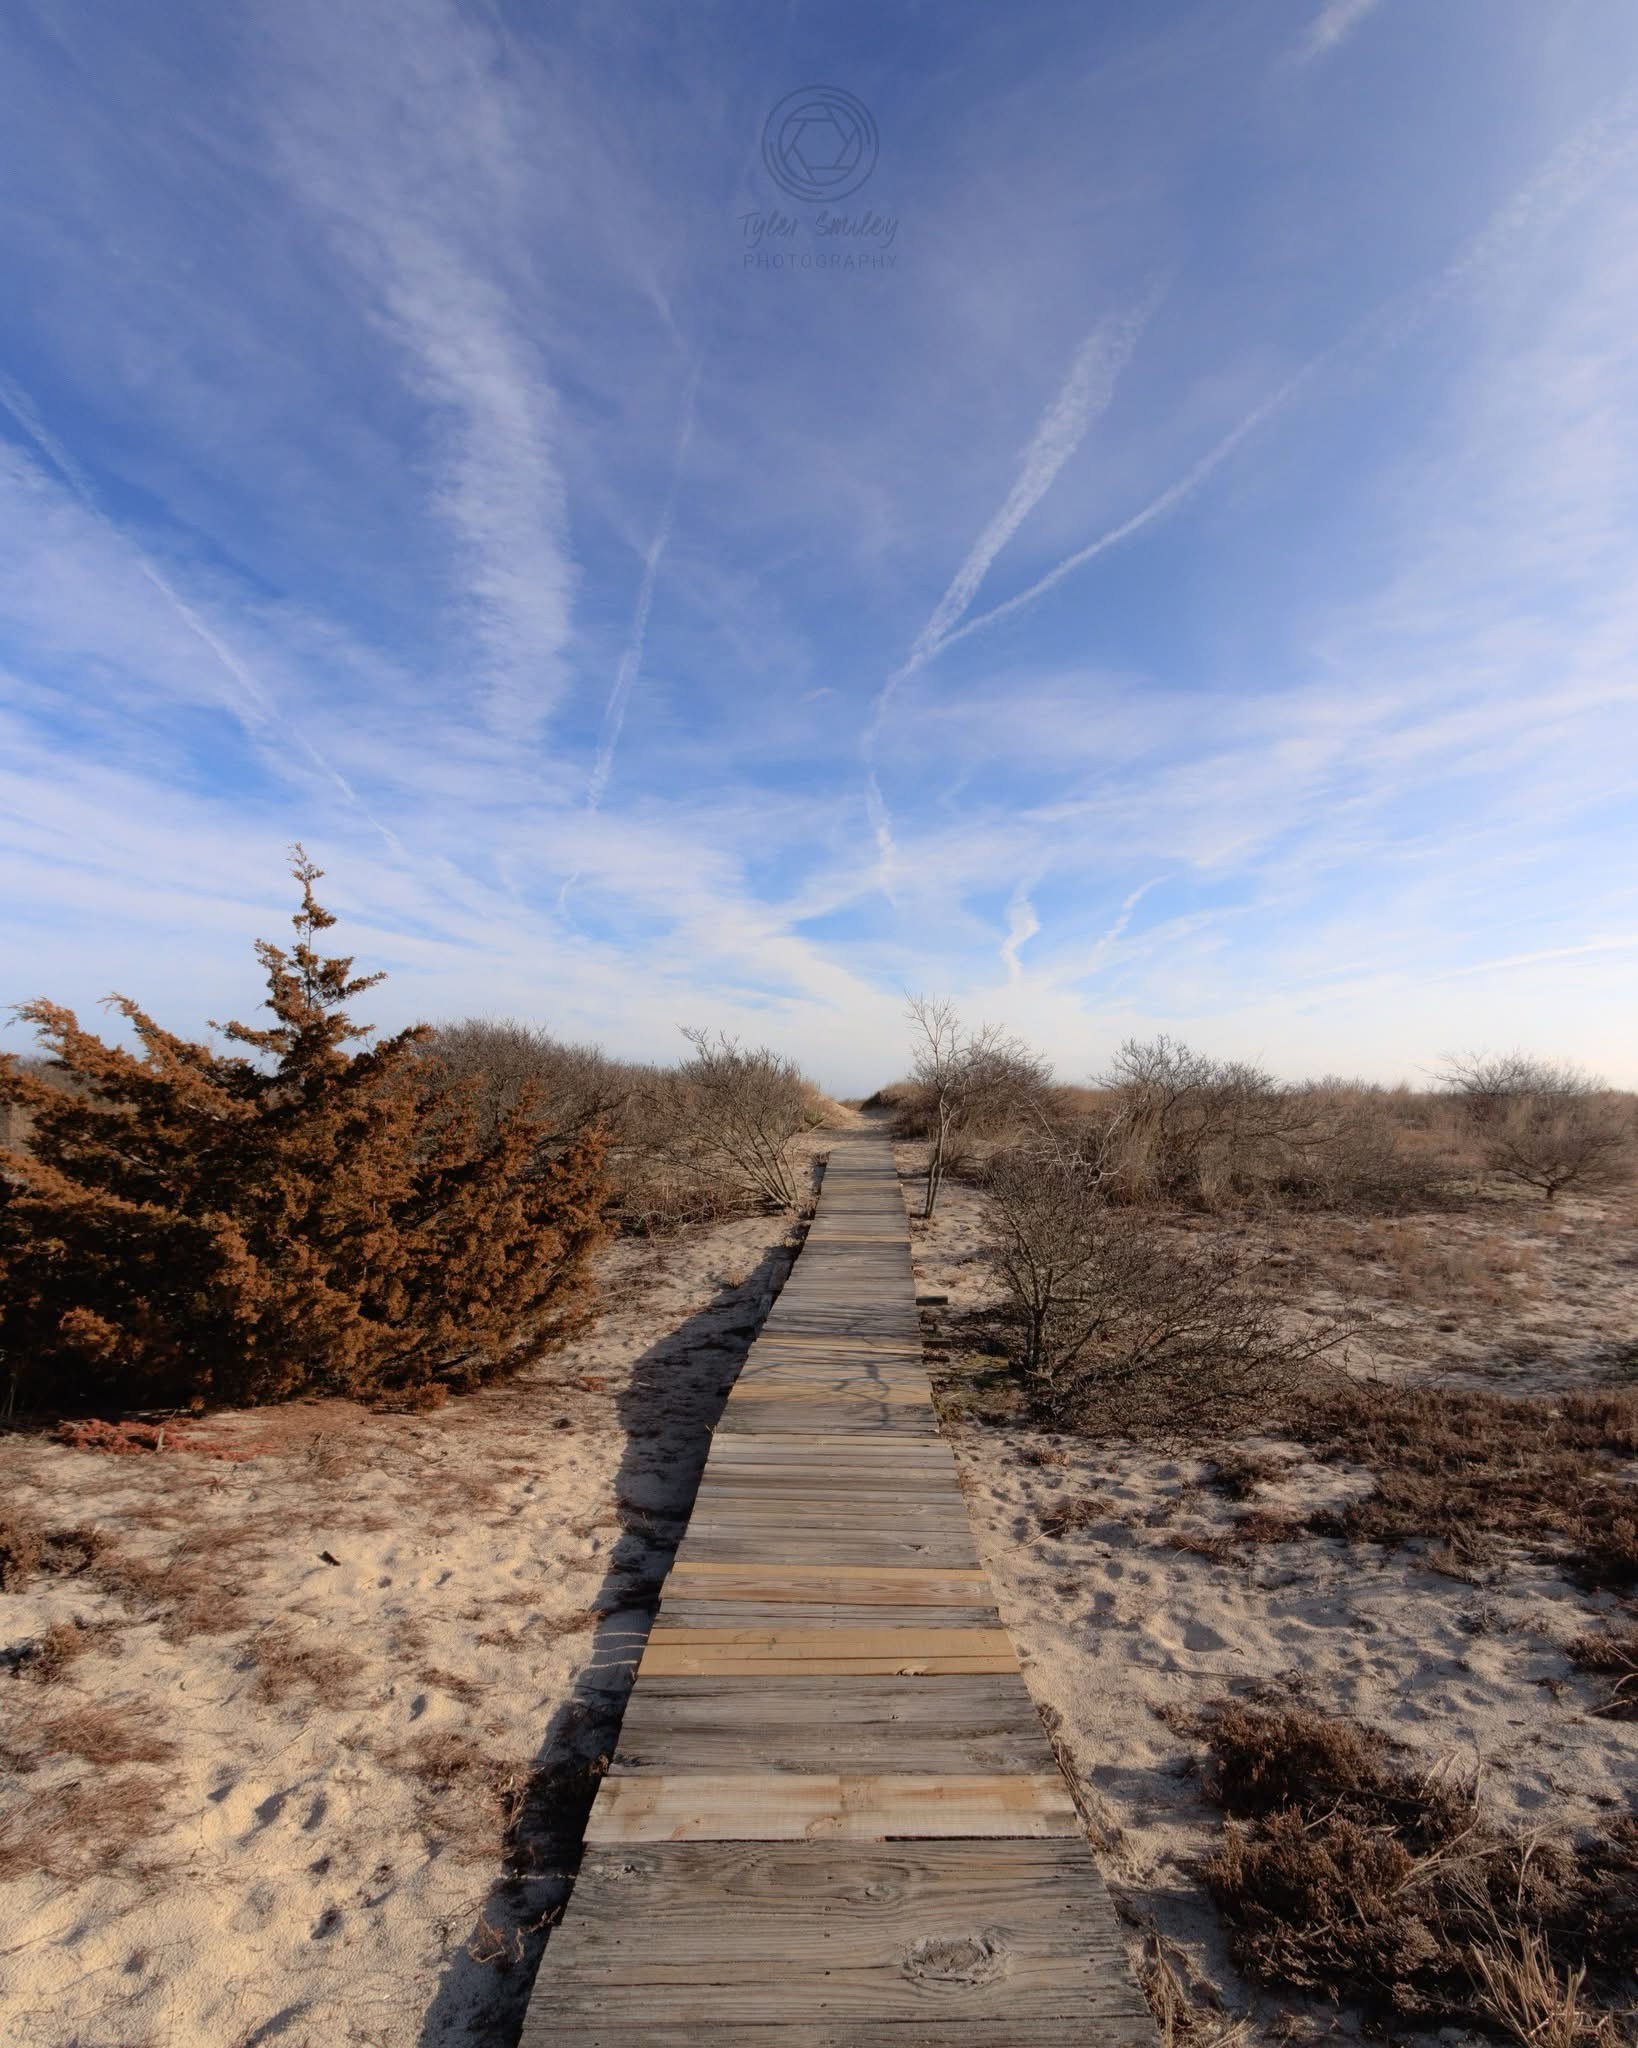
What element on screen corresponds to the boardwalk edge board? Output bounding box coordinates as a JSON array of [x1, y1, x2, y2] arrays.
[[520, 1130, 1152, 2047]]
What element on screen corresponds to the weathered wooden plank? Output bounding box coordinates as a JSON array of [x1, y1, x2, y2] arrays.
[[667, 1561, 989, 1598], [674, 1540, 984, 1570], [613, 1675, 1055, 1773], [727, 1382, 933, 1406], [647, 1627, 1011, 1650], [639, 1628, 1018, 1676], [532, 2026, 1156, 2047], [656, 1600, 1002, 1630], [525, 1841, 1144, 2036], [584, 1772, 1079, 1843], [519, 1131, 1149, 2048]]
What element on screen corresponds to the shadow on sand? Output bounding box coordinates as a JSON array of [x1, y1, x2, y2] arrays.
[[415, 1183, 821, 2046]]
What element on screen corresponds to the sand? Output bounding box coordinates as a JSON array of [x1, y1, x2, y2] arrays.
[[902, 1152, 1638, 2035], [5, 1128, 1634, 2046], [0, 1155, 825, 2048]]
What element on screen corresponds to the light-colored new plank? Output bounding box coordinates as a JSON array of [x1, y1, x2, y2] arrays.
[[584, 1771, 1079, 1843]]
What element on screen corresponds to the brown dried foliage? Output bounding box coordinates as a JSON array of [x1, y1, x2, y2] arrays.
[[1565, 1627, 1638, 1720], [0, 1769, 168, 1883], [983, 1141, 1357, 1442], [246, 1625, 364, 1707], [1, 1703, 176, 1771], [0, 852, 611, 1412], [1284, 1379, 1638, 1590], [1198, 1702, 1638, 2038]]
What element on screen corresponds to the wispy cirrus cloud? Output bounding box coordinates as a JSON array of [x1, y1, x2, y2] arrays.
[[900, 291, 1161, 676], [587, 364, 702, 811], [1296, 0, 1383, 63], [3, 0, 1637, 1095]]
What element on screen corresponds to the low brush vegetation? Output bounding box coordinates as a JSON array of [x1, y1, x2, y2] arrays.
[[892, 1009, 1638, 2048], [1195, 1701, 1637, 2045], [879, 1008, 1634, 1437], [0, 852, 835, 1420], [1280, 1378, 1638, 1591], [983, 1135, 1358, 1441]]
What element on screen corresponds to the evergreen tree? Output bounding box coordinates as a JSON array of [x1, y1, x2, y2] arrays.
[[0, 853, 609, 1411]]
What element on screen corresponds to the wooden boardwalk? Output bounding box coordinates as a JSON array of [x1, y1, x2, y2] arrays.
[[522, 1130, 1151, 2046]]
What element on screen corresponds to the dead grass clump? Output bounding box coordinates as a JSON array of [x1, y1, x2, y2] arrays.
[[1231, 1509, 1306, 1547], [418, 1666, 488, 1706], [1208, 1452, 1285, 1500], [1197, 1702, 1637, 2037], [1201, 1702, 1453, 1838], [15, 1617, 99, 1682], [1164, 1529, 1242, 1563], [95, 1547, 251, 1640], [0, 1509, 43, 1589], [1565, 1627, 1638, 1719], [1139, 1922, 1254, 2048], [388, 1730, 528, 1859], [2, 1704, 176, 1770], [0, 1770, 167, 1883], [247, 1626, 364, 1707], [1289, 1379, 1638, 1590], [0, 1511, 110, 1590], [1039, 1494, 1116, 1540]]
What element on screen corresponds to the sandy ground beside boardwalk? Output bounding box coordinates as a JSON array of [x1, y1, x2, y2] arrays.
[[901, 1151, 1638, 2035], [0, 1156, 824, 2048]]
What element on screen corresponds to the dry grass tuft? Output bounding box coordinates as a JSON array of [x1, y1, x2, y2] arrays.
[[1207, 1451, 1286, 1501], [11, 1616, 100, 1682], [1164, 1512, 1308, 1563], [1565, 1627, 1638, 1720], [417, 1665, 489, 1707], [1038, 1494, 1116, 1540], [1287, 1379, 1638, 1589], [1138, 1923, 1254, 2048], [1195, 1701, 1638, 2036], [0, 1769, 168, 1883], [0, 1510, 111, 1591], [2, 1702, 177, 1771], [0, 1508, 44, 1589], [1469, 1929, 1626, 2048], [246, 1626, 364, 1707], [385, 1730, 530, 1861]]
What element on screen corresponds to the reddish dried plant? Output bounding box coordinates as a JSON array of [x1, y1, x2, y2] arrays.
[[0, 851, 610, 1412]]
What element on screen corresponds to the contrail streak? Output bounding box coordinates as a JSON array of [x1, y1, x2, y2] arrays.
[[0, 368, 405, 855]]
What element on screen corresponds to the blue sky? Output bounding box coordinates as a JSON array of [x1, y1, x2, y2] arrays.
[[1, 0, 1635, 1094]]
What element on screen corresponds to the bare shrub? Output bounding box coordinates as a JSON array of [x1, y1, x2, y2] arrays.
[[1441, 1054, 1633, 1201], [423, 1018, 623, 1147], [905, 996, 1050, 1217], [1093, 1037, 1313, 1208], [0, 851, 610, 1412], [676, 1028, 815, 1209], [1052, 1053, 1461, 1215], [1276, 1082, 1452, 1212], [983, 1139, 1353, 1441]]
